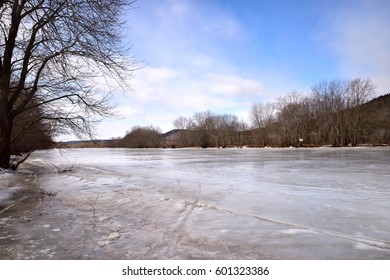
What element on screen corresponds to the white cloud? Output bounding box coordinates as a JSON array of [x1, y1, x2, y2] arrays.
[[331, 1, 390, 94], [136, 66, 178, 85], [132, 65, 266, 110], [115, 105, 143, 118], [131, 66, 179, 103], [206, 73, 265, 98]]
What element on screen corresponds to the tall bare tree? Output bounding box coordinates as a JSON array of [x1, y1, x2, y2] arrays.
[[0, 0, 135, 169], [311, 80, 348, 146], [275, 92, 313, 146], [344, 78, 374, 146], [249, 101, 275, 146], [173, 116, 190, 130]]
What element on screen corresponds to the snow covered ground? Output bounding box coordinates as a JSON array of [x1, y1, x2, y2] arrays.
[[1, 147, 389, 259]]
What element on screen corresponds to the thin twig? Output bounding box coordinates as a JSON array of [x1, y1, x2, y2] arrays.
[[86, 193, 99, 218], [10, 150, 34, 170], [51, 163, 74, 173]]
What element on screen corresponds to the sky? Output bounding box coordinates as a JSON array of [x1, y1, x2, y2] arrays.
[[72, 0, 390, 140]]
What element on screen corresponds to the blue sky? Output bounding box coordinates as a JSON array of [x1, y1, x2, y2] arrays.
[[86, 0, 390, 140]]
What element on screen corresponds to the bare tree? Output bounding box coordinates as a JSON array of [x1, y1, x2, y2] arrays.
[[274, 92, 313, 146], [311, 80, 348, 146], [249, 101, 275, 128], [171, 116, 190, 147], [0, 0, 136, 169], [249, 101, 275, 146], [174, 111, 244, 148], [190, 111, 213, 148], [173, 116, 190, 130], [310, 79, 374, 146], [210, 113, 240, 147], [120, 125, 162, 148], [344, 78, 374, 146]]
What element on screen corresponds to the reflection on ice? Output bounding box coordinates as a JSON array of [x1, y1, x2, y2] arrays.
[[1, 147, 389, 259]]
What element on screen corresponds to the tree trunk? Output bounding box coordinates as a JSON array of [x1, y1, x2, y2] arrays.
[[0, 118, 13, 169]]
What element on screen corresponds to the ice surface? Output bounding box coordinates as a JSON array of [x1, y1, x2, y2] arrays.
[[0, 147, 389, 259]]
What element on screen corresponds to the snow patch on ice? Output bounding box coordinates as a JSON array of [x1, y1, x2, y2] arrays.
[[106, 232, 120, 240], [354, 243, 375, 250], [281, 229, 315, 235]]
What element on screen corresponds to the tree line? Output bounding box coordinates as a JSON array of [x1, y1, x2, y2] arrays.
[[248, 78, 389, 147], [113, 78, 389, 149]]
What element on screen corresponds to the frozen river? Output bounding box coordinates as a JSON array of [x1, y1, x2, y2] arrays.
[[1, 147, 389, 259]]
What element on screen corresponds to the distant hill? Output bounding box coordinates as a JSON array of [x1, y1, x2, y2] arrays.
[[161, 129, 185, 138], [360, 93, 390, 144], [361, 93, 390, 110]]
